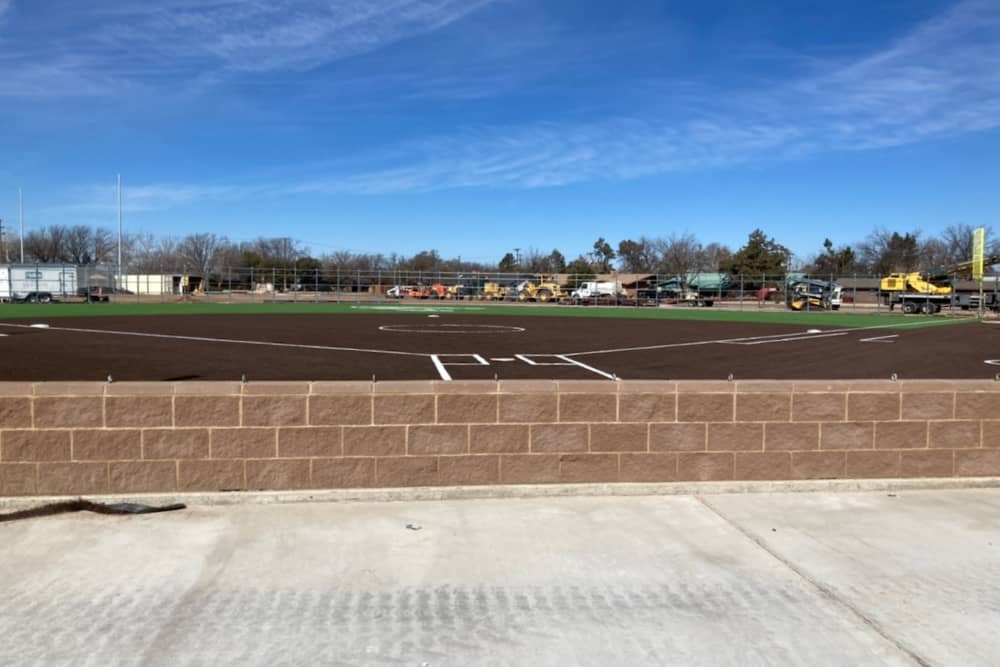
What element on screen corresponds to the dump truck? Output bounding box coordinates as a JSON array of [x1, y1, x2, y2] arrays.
[[570, 281, 628, 301], [880, 255, 1000, 314]]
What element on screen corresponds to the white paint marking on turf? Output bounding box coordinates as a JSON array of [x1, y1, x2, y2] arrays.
[[431, 354, 489, 366], [564, 319, 957, 358], [349, 305, 486, 313], [430, 355, 452, 381], [735, 331, 850, 345], [557, 354, 618, 381], [430, 353, 490, 381], [0, 322, 429, 357], [379, 323, 525, 334], [860, 334, 899, 343], [514, 354, 617, 380]]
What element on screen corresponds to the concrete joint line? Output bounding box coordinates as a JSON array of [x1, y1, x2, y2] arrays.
[[694, 495, 932, 667]]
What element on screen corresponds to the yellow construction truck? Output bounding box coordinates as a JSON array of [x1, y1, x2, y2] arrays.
[[880, 255, 1000, 314], [513, 279, 567, 302]]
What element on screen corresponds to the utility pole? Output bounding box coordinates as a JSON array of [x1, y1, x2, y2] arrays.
[[18, 187, 24, 263], [117, 174, 123, 290]]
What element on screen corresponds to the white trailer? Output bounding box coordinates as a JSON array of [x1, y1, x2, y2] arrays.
[[0, 264, 78, 303]]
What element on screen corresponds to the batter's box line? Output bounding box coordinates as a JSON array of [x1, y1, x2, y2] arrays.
[[429, 353, 617, 381]]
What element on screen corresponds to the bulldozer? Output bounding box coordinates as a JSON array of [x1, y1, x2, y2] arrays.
[[514, 279, 567, 302], [480, 282, 510, 300]]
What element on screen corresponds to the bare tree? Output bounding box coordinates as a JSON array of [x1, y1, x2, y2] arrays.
[[617, 237, 657, 273], [653, 233, 702, 276], [24, 226, 68, 263], [177, 233, 227, 276], [697, 242, 733, 272]]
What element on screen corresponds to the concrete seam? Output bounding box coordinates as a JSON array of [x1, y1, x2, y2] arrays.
[[695, 495, 932, 667], [3, 476, 1000, 509]]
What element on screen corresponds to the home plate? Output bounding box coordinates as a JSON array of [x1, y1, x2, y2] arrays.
[[428, 314, 440, 318], [491, 357, 515, 362], [30, 324, 50, 329], [806, 329, 822, 334]]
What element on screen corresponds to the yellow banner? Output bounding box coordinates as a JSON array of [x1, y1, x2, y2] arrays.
[[973, 227, 985, 280]]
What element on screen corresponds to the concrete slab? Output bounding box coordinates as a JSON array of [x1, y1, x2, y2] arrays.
[[1, 490, 996, 665], [703, 489, 1000, 667]]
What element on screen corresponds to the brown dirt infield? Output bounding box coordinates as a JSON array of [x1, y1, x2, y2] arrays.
[[0, 313, 997, 381]]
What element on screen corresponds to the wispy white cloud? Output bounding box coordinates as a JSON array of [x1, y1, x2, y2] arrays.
[[43, 182, 276, 219], [101, 0, 497, 72], [0, 0, 10, 19], [292, 0, 1000, 193], [0, 0, 498, 98], [35, 0, 1000, 207]]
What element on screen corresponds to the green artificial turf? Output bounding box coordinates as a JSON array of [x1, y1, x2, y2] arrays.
[[0, 299, 971, 329]]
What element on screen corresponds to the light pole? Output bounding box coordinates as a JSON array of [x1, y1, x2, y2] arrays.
[[117, 174, 123, 291], [18, 187, 24, 263]]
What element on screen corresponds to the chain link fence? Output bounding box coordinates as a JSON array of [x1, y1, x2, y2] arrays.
[[1, 263, 998, 316]]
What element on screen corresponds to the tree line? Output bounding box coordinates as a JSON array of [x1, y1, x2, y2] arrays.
[[0, 223, 995, 277]]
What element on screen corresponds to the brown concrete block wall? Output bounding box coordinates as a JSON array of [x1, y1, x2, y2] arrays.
[[1, 380, 999, 497]]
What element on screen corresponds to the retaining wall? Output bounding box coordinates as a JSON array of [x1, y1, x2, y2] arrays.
[[1, 380, 999, 497]]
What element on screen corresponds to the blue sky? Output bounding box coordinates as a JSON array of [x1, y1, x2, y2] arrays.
[[1, 0, 999, 265]]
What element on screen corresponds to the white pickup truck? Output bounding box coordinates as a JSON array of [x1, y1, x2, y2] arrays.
[[570, 281, 627, 300]]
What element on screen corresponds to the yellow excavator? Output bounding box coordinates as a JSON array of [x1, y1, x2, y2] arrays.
[[880, 255, 1000, 313]]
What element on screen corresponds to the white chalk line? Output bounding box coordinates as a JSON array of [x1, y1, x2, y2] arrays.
[[430, 355, 452, 381], [564, 319, 962, 358], [0, 322, 429, 358], [860, 334, 899, 343]]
